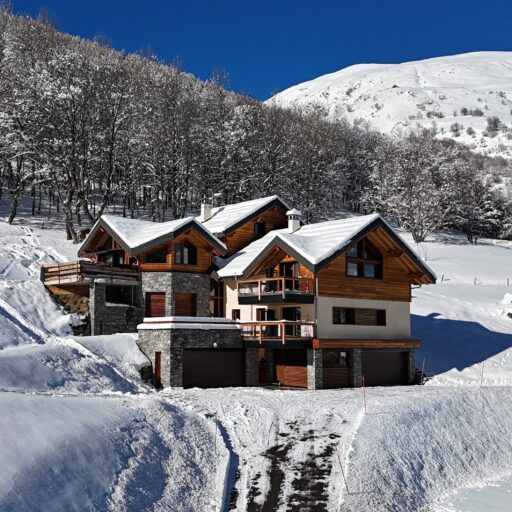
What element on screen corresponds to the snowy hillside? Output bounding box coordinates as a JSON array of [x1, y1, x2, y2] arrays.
[[269, 52, 512, 158], [0, 208, 511, 510]]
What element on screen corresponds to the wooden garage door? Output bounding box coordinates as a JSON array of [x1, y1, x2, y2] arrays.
[[183, 349, 245, 388], [362, 350, 408, 387], [145, 292, 165, 317], [175, 292, 197, 316], [274, 350, 308, 388]]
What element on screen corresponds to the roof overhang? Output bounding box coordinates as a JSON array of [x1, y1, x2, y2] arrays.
[[78, 217, 227, 258]]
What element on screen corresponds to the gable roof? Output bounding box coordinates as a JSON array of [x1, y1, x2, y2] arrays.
[[78, 215, 226, 258], [217, 213, 436, 284], [199, 195, 291, 237]]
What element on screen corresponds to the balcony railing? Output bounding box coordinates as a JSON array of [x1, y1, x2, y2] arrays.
[[41, 261, 140, 286], [241, 320, 315, 344], [237, 277, 314, 303]]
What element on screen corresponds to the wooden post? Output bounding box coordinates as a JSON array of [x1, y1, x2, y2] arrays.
[[334, 445, 350, 496], [281, 322, 285, 345]]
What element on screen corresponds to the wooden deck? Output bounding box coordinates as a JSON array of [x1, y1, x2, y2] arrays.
[[41, 261, 140, 286], [241, 320, 315, 344]]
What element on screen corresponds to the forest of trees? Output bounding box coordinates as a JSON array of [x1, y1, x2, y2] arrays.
[[0, 7, 511, 243]]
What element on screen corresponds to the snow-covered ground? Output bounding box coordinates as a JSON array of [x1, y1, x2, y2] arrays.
[[269, 51, 512, 158], [0, 204, 511, 510]]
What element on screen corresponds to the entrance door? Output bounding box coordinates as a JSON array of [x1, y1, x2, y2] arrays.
[[154, 351, 162, 387], [145, 292, 166, 317], [282, 307, 300, 337], [175, 292, 197, 316]]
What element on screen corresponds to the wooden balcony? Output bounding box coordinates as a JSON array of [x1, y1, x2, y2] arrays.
[[241, 320, 315, 345], [237, 277, 315, 304], [41, 261, 140, 288]]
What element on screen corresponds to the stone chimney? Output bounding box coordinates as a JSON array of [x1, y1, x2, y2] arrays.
[[200, 198, 213, 222], [286, 208, 302, 233]]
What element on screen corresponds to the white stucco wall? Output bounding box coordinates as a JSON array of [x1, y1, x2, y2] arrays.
[[316, 297, 410, 339]]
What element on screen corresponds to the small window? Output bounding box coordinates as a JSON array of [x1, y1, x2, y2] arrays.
[[377, 310, 386, 326], [347, 262, 359, 277], [175, 241, 197, 265], [254, 221, 266, 239], [333, 307, 355, 325], [146, 248, 167, 264], [232, 309, 241, 321]]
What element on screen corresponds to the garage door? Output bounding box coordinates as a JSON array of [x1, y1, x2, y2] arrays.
[[145, 292, 165, 317], [182, 349, 245, 388], [362, 350, 409, 387]]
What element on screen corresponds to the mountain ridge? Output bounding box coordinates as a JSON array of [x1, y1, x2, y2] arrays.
[[268, 51, 512, 157]]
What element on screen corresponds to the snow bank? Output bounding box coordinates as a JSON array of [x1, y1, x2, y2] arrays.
[[341, 388, 512, 512]]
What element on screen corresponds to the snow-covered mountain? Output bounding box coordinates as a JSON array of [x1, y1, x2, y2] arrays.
[[268, 51, 512, 157]]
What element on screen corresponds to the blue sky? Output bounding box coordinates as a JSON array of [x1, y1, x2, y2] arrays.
[[10, 0, 512, 100]]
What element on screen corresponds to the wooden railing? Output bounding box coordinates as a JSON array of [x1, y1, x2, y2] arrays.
[[41, 261, 140, 285], [237, 276, 314, 299], [241, 320, 315, 344]]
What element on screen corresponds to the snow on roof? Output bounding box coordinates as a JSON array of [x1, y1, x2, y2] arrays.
[[200, 195, 287, 236], [79, 214, 226, 256], [218, 214, 381, 277]]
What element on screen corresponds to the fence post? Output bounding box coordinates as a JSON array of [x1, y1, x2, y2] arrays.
[[334, 445, 350, 496]]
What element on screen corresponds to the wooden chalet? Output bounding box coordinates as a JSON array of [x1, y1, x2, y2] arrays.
[[40, 196, 435, 390]]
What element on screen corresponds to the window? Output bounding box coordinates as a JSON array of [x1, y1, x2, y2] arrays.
[[106, 285, 134, 306], [333, 307, 386, 326], [254, 221, 266, 239], [232, 309, 241, 321], [146, 248, 167, 264], [175, 241, 197, 265], [333, 307, 355, 325], [345, 239, 382, 279]]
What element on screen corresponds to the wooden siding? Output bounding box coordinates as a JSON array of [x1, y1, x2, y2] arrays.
[[323, 368, 351, 388], [276, 365, 308, 388], [313, 339, 421, 349], [317, 234, 412, 302], [138, 231, 212, 273], [222, 206, 287, 255]]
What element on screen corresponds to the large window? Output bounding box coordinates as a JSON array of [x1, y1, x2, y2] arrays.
[[345, 239, 383, 279], [175, 241, 197, 265], [146, 247, 168, 264], [322, 350, 348, 368], [333, 307, 386, 326]]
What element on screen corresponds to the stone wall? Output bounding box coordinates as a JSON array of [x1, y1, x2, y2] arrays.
[[307, 348, 323, 389], [137, 324, 245, 387], [89, 281, 143, 335], [350, 349, 362, 387], [141, 272, 210, 316]]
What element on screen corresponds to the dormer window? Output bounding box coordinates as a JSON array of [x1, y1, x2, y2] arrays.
[[346, 239, 382, 279], [175, 241, 197, 265]]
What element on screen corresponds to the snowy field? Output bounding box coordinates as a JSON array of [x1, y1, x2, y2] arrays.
[[0, 203, 511, 510]]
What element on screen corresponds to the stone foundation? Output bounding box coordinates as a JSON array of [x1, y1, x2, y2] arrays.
[[89, 281, 143, 335], [137, 319, 245, 387], [307, 348, 323, 389]]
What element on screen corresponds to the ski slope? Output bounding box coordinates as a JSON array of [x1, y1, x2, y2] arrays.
[[0, 206, 511, 510], [269, 51, 512, 158]]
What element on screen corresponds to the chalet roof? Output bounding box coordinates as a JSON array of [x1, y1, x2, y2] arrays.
[[199, 195, 291, 237], [217, 213, 436, 283], [78, 215, 226, 258]]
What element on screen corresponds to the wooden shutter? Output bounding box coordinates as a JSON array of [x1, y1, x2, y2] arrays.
[[175, 292, 197, 316], [145, 292, 166, 317]]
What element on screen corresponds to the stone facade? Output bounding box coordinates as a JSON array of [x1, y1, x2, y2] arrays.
[[137, 322, 245, 387], [350, 349, 362, 387], [307, 348, 323, 390], [141, 271, 210, 317], [408, 349, 416, 384], [89, 281, 143, 335]]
